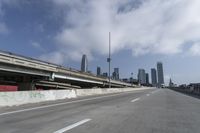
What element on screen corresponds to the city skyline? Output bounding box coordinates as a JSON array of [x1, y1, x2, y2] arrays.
[[95, 59, 165, 86]]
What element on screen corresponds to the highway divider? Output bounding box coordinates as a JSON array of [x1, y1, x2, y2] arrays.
[[0, 87, 153, 107]]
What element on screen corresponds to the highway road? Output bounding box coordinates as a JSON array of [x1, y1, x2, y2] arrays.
[[0, 88, 200, 133]]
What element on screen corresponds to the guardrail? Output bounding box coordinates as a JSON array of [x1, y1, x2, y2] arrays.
[[170, 87, 200, 96]]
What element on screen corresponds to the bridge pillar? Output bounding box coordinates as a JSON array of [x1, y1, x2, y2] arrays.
[[18, 82, 35, 91], [18, 76, 35, 91]]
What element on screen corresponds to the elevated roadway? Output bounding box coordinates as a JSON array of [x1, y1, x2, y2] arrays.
[[0, 50, 134, 90]]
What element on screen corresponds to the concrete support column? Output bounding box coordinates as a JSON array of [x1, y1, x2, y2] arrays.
[[18, 82, 35, 91], [18, 76, 35, 91]]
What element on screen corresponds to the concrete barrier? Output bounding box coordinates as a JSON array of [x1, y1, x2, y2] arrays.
[[0, 90, 76, 107], [0, 87, 154, 107]]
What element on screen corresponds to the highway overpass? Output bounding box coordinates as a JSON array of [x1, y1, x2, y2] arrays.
[[0, 50, 134, 90]]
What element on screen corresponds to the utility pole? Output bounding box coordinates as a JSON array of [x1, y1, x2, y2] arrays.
[[107, 32, 111, 88]]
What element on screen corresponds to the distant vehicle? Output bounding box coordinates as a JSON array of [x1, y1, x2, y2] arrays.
[[159, 84, 165, 88]]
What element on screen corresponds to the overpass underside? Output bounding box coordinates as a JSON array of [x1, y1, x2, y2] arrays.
[[0, 69, 129, 91]]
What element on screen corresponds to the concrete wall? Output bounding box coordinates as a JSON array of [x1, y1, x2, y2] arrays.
[[75, 87, 151, 96], [0, 90, 76, 107], [0, 87, 153, 107]]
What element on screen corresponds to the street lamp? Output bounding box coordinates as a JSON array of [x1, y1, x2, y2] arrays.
[[107, 32, 111, 88]]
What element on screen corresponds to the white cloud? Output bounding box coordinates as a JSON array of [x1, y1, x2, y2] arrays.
[[31, 41, 45, 52], [39, 51, 65, 65], [50, 0, 200, 62], [189, 43, 200, 56], [31, 41, 40, 48]]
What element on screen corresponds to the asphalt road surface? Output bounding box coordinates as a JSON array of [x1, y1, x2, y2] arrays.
[[0, 88, 200, 133]]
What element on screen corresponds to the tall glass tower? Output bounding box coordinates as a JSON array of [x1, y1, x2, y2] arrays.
[[113, 68, 119, 80], [81, 54, 88, 72], [97, 66, 101, 76], [138, 69, 146, 85], [146, 73, 149, 84], [151, 68, 157, 86], [157, 62, 164, 86]]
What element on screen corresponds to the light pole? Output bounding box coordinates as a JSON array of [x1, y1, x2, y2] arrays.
[[107, 32, 111, 88]]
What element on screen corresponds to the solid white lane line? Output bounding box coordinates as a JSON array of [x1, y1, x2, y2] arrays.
[[131, 98, 140, 102], [0, 90, 144, 116], [54, 119, 91, 133]]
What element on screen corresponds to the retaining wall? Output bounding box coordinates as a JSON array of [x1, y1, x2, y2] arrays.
[[0, 87, 153, 107]]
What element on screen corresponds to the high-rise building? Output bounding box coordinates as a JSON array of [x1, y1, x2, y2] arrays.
[[146, 73, 149, 84], [169, 78, 174, 87], [103, 72, 108, 78], [157, 62, 164, 86], [138, 69, 146, 85], [81, 54, 88, 72], [112, 68, 119, 80], [97, 66, 101, 76], [151, 68, 157, 86]]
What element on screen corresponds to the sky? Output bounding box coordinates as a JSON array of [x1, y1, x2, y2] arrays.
[[0, 0, 200, 85]]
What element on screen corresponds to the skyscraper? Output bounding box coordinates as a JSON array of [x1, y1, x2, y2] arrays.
[[112, 68, 119, 80], [103, 72, 108, 78], [81, 54, 88, 72], [169, 78, 174, 87], [151, 68, 157, 86], [138, 69, 146, 85], [97, 66, 101, 76], [146, 73, 149, 84], [157, 62, 164, 86]]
